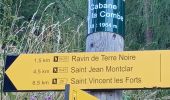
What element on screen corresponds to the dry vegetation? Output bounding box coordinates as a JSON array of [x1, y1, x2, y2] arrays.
[[0, 0, 170, 100]]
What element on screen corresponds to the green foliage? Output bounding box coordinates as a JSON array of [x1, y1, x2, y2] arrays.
[[0, 0, 170, 99], [125, 0, 170, 50]]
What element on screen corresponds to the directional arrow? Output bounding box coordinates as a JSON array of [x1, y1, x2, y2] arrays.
[[65, 84, 98, 100], [3, 50, 170, 92]]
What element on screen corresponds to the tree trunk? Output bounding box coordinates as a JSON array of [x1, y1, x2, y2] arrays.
[[144, 0, 153, 44]]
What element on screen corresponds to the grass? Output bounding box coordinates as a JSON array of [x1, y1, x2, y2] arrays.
[[0, 0, 170, 100], [0, 0, 85, 99]]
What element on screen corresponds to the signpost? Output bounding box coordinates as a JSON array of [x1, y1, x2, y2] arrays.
[[65, 84, 98, 100], [3, 50, 170, 92], [87, 0, 125, 99], [88, 0, 125, 38]]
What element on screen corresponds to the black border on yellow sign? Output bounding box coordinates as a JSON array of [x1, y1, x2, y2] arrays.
[[3, 55, 18, 92]]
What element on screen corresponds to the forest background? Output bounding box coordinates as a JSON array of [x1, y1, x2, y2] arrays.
[[0, 0, 170, 99]]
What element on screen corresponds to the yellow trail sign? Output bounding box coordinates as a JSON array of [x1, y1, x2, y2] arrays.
[[3, 50, 170, 91], [65, 84, 98, 100]]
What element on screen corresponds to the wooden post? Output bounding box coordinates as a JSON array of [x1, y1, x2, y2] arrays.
[[86, 33, 124, 100], [86, 0, 125, 99]]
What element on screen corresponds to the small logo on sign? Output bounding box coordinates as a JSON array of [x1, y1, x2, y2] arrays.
[[54, 56, 58, 62], [52, 79, 58, 84], [53, 67, 58, 73], [58, 78, 67, 84], [54, 56, 69, 62]]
